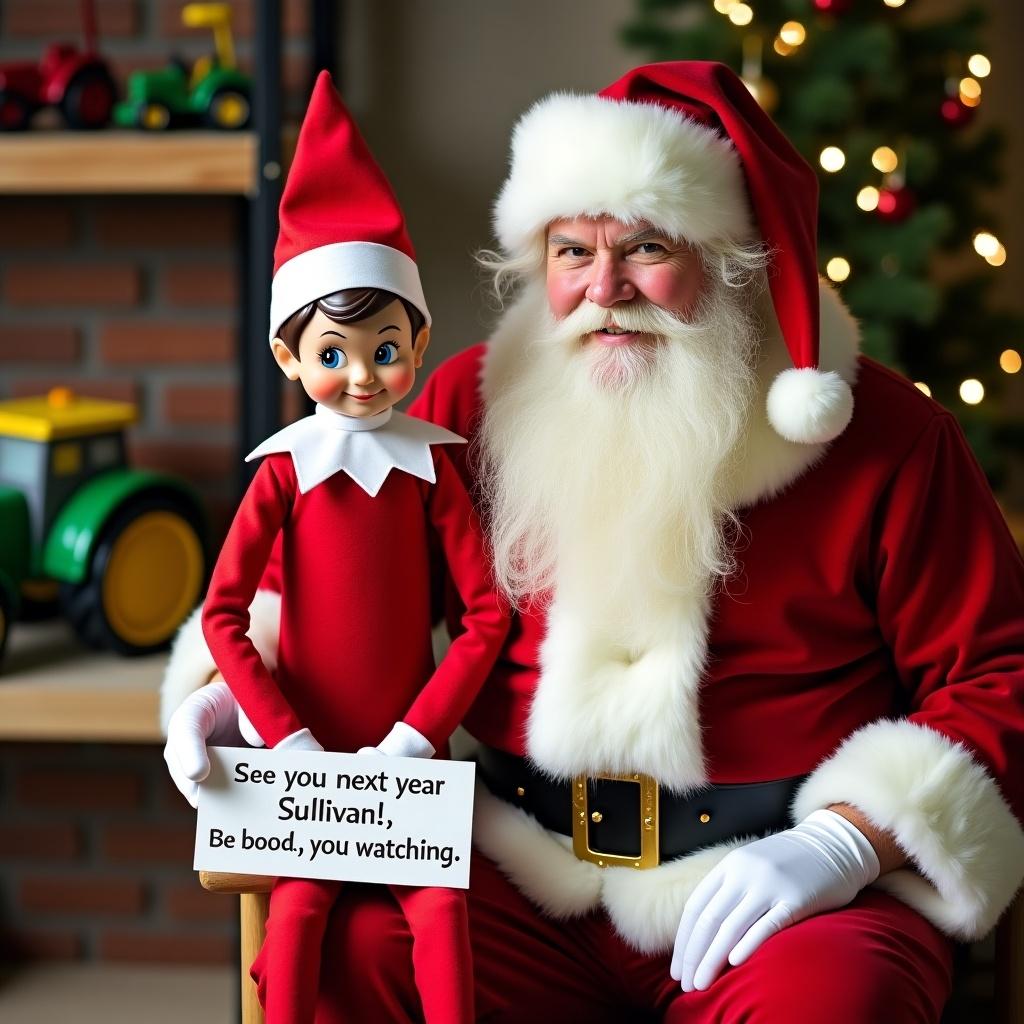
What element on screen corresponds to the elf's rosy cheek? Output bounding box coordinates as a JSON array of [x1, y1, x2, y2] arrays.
[[305, 377, 341, 403], [386, 367, 416, 394]]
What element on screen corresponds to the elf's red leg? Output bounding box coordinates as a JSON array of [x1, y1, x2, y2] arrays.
[[391, 884, 473, 1024], [252, 877, 340, 1024]]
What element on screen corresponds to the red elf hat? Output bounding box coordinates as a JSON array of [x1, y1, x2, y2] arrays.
[[493, 61, 853, 445], [269, 71, 430, 341]]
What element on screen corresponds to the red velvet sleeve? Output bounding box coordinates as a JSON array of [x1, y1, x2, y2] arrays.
[[873, 413, 1024, 816], [202, 456, 305, 746], [401, 447, 510, 752]]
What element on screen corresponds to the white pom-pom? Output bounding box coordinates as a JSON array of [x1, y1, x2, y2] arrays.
[[766, 367, 854, 445]]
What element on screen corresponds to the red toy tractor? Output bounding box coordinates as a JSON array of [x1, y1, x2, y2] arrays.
[[0, 0, 116, 131]]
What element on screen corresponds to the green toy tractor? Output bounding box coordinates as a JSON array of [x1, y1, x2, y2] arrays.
[[0, 389, 208, 667], [113, 3, 251, 131]]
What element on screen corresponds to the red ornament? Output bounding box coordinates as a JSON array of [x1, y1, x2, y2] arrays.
[[941, 96, 975, 128], [876, 186, 916, 223], [813, 0, 853, 12]]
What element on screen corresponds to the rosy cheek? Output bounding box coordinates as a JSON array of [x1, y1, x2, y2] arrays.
[[386, 367, 416, 395], [639, 263, 703, 315], [546, 272, 583, 319], [304, 375, 340, 404]]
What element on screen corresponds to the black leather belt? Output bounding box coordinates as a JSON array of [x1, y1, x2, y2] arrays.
[[477, 746, 806, 869]]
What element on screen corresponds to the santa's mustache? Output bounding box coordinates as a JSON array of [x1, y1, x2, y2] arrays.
[[543, 297, 706, 349]]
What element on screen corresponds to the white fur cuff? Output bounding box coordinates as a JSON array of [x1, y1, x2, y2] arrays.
[[159, 589, 282, 734], [792, 719, 1024, 939]]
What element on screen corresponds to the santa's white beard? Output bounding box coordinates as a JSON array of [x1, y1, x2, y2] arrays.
[[478, 278, 759, 645]]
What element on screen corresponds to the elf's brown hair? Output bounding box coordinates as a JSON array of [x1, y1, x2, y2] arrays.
[[276, 288, 426, 358]]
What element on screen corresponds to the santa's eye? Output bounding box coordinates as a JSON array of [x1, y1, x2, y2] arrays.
[[559, 246, 589, 259], [319, 347, 346, 369], [374, 342, 399, 365], [633, 242, 666, 255]]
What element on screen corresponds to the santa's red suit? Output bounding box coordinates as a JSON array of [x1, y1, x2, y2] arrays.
[[163, 63, 1024, 1020]]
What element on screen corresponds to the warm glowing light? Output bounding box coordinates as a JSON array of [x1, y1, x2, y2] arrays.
[[826, 257, 851, 282], [974, 232, 1001, 258], [820, 146, 846, 172], [871, 147, 899, 173], [959, 77, 982, 100], [856, 186, 880, 211], [714, 0, 738, 12], [959, 89, 981, 108], [774, 37, 795, 56], [914, 382, 932, 397], [960, 379, 985, 405], [1000, 350, 1022, 374], [968, 54, 991, 78], [779, 21, 806, 45], [986, 244, 1007, 267], [883, 0, 906, 7], [729, 3, 754, 25]]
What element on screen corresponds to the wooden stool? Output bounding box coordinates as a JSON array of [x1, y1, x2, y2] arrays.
[[200, 871, 274, 1024]]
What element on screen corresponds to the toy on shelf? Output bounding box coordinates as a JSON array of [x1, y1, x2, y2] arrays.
[[0, 0, 117, 132], [0, 388, 208, 667], [114, 3, 252, 131]]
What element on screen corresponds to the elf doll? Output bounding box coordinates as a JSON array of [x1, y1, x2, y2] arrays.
[[201, 73, 508, 1024]]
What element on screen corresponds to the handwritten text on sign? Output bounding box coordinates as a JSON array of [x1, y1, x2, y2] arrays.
[[194, 747, 475, 888]]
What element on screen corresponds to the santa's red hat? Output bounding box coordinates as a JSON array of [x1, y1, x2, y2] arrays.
[[493, 61, 853, 445], [269, 71, 429, 340]]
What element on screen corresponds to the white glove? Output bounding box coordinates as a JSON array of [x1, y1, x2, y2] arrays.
[[164, 682, 246, 808], [276, 728, 324, 753], [670, 808, 880, 992], [357, 721, 435, 759]]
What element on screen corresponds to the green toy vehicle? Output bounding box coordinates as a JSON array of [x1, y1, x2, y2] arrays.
[[113, 3, 251, 131], [0, 389, 208, 666]]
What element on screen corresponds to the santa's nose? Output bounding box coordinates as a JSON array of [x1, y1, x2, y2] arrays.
[[585, 256, 636, 307]]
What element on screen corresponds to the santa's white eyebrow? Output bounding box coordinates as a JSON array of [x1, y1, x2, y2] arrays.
[[548, 234, 585, 248], [547, 227, 666, 248]]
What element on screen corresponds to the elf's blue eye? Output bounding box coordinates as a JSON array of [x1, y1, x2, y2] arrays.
[[320, 347, 346, 369], [374, 342, 399, 365]]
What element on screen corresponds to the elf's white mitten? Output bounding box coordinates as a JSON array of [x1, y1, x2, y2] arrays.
[[357, 721, 435, 759]]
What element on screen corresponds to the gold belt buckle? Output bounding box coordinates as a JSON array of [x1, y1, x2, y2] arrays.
[[572, 771, 660, 869]]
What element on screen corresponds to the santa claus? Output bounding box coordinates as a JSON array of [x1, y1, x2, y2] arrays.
[[163, 63, 1024, 1021]]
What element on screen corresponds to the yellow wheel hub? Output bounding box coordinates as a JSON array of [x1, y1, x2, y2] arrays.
[[211, 93, 248, 128], [101, 510, 203, 648], [141, 104, 170, 130]]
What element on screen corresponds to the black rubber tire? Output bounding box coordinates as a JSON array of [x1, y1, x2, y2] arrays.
[[60, 66, 116, 129], [0, 89, 32, 131], [60, 490, 208, 657]]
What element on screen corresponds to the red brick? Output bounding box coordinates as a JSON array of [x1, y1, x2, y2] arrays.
[[95, 199, 236, 248], [128, 439, 235, 482], [16, 769, 144, 810], [163, 263, 237, 307], [98, 929, 233, 965], [100, 322, 234, 365], [0, 823, 81, 861], [164, 883, 237, 923], [0, 326, 80, 363], [20, 876, 146, 915], [0, 928, 84, 961], [9, 377, 139, 404], [163, 384, 238, 425], [102, 823, 196, 863], [0, 199, 75, 248], [5, 0, 139, 37], [4, 263, 142, 307]]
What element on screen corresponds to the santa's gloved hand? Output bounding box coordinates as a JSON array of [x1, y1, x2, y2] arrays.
[[357, 722, 435, 758], [670, 808, 880, 992], [275, 728, 324, 753], [164, 682, 246, 808]]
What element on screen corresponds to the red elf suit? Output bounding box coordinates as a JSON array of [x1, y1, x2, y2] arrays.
[[201, 73, 507, 1024]]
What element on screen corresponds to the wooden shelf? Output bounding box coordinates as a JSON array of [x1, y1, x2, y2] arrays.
[[0, 131, 258, 195], [0, 620, 165, 744]]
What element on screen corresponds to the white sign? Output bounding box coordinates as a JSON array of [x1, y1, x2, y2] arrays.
[[194, 747, 475, 888]]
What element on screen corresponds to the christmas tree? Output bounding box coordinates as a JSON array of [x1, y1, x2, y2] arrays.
[[623, 0, 1021, 478]]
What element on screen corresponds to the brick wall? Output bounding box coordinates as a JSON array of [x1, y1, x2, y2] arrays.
[[0, 742, 234, 964], [0, 0, 313, 541]]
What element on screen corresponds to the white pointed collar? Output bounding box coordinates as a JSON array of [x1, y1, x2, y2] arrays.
[[245, 404, 466, 497]]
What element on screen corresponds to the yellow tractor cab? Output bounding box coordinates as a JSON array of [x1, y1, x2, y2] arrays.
[[0, 389, 207, 663]]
